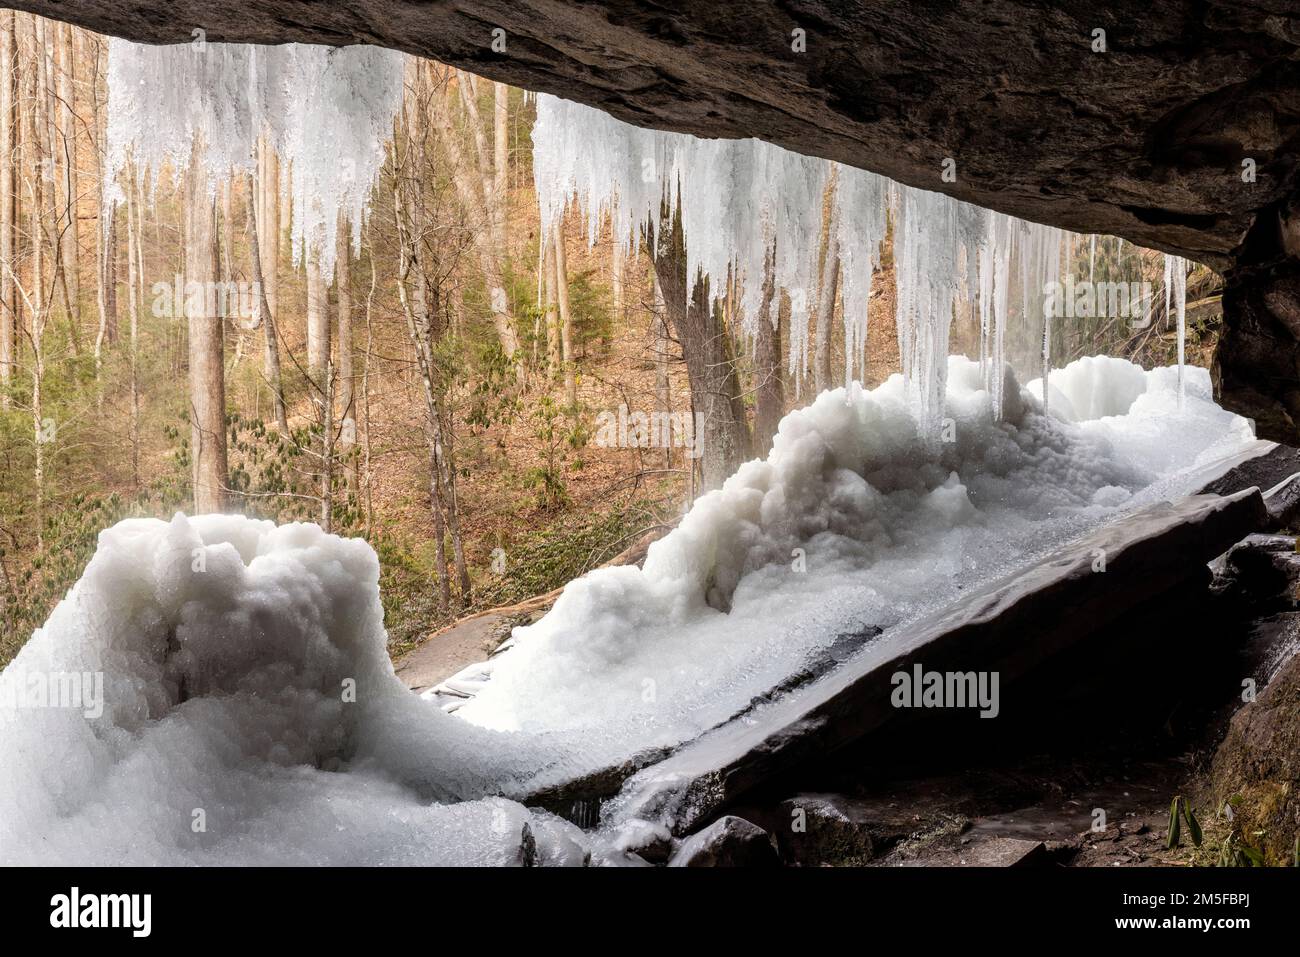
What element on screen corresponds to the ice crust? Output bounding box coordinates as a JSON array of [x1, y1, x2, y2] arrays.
[[7, 50, 1235, 862], [457, 357, 1251, 752], [0, 356, 1253, 864], [0, 515, 584, 865]]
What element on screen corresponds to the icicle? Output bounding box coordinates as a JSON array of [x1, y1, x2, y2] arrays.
[[1164, 254, 1173, 332], [991, 215, 1011, 417], [1165, 253, 1187, 407], [889, 186, 989, 438], [531, 91, 1133, 434], [1041, 303, 1051, 412], [833, 165, 888, 389], [533, 93, 833, 393], [104, 39, 403, 277]]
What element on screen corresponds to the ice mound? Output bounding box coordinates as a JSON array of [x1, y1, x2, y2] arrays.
[[0, 356, 1257, 863], [1031, 354, 1150, 422], [457, 356, 1254, 762], [0, 514, 584, 865]]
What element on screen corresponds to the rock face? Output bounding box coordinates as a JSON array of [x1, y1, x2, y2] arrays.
[[16, 1, 1298, 265], [15, 1, 1300, 427], [1217, 207, 1300, 443], [1208, 629, 1300, 865], [667, 815, 779, 867]]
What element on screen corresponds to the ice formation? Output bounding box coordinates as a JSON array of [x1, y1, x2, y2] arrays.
[[0, 515, 594, 865], [0, 355, 1255, 863], [1165, 254, 1188, 404], [455, 356, 1253, 777], [105, 40, 404, 274], [533, 94, 1192, 436], [1, 66, 1225, 864]]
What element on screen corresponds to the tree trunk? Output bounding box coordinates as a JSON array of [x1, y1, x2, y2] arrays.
[[553, 219, 575, 405], [31, 17, 50, 337], [22, 11, 42, 338], [306, 249, 329, 381], [0, 11, 15, 407], [652, 270, 673, 471], [753, 250, 784, 455], [813, 171, 840, 394], [91, 33, 114, 387], [258, 139, 279, 322], [611, 226, 625, 326], [56, 22, 78, 340], [37, 19, 73, 359], [222, 177, 234, 287], [652, 210, 751, 491], [126, 164, 140, 488], [185, 144, 228, 514], [244, 171, 287, 433], [493, 80, 508, 254], [543, 230, 559, 377], [319, 357, 333, 531], [23, 13, 47, 547], [336, 217, 356, 495]]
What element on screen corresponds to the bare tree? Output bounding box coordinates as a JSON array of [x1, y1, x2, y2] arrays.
[[124, 162, 140, 487], [753, 247, 784, 455], [89, 31, 116, 386], [652, 202, 751, 491], [813, 168, 840, 394], [25, 14, 50, 542], [257, 138, 279, 321], [543, 226, 559, 377], [651, 269, 674, 472], [184, 143, 228, 514], [553, 215, 575, 405], [243, 169, 287, 433], [0, 11, 15, 406], [336, 216, 357, 494], [35, 18, 73, 360], [394, 59, 472, 610], [429, 65, 520, 370], [54, 22, 77, 342], [611, 223, 626, 326], [305, 247, 329, 380]]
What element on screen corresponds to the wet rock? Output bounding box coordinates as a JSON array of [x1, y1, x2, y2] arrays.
[[1216, 533, 1300, 599], [519, 822, 538, 867], [668, 816, 780, 868], [772, 794, 922, 865], [1207, 647, 1300, 865], [616, 490, 1266, 834], [951, 837, 1048, 867], [610, 818, 673, 865]]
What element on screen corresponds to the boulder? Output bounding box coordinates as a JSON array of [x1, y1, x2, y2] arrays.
[[668, 816, 780, 868], [614, 490, 1267, 834], [1207, 648, 1300, 865]]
